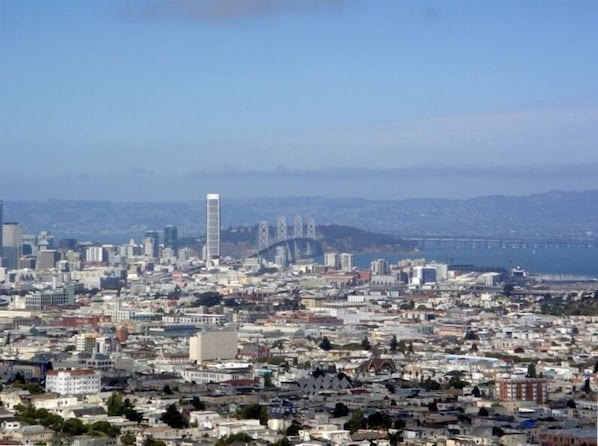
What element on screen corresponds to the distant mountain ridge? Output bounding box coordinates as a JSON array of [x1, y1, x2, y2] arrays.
[[2, 190, 597, 243]]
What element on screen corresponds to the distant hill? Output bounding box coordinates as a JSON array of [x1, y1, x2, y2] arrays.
[[182, 224, 415, 256], [2, 190, 597, 243]]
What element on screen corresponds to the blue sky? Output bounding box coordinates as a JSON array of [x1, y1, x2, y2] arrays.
[[1, 0, 597, 200]]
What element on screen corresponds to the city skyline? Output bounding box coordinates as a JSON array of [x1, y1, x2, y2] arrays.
[[1, 1, 597, 200]]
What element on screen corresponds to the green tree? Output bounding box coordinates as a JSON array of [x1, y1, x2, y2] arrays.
[[106, 392, 124, 416], [503, 284, 514, 297], [390, 335, 398, 353], [396, 339, 407, 355], [332, 402, 349, 418], [367, 411, 392, 429], [344, 409, 366, 433], [263, 373, 274, 388], [160, 404, 189, 429], [447, 376, 470, 390], [143, 436, 166, 446], [215, 433, 253, 446], [120, 431, 136, 446], [286, 420, 301, 436], [319, 336, 332, 351], [237, 403, 268, 425], [62, 418, 85, 436], [427, 400, 438, 412], [191, 396, 205, 411], [87, 421, 120, 438], [526, 363, 537, 378], [361, 337, 371, 351]]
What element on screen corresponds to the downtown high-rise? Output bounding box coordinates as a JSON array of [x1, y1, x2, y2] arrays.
[[0, 200, 3, 263], [164, 225, 178, 255], [205, 193, 220, 261]]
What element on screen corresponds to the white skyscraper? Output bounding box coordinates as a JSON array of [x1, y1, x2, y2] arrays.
[[2, 222, 23, 270], [205, 193, 221, 261]]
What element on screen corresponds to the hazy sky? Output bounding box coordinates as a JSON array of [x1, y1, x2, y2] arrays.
[[1, 0, 597, 200]]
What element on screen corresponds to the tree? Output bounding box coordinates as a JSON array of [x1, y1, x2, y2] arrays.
[[237, 403, 268, 425], [62, 418, 86, 436], [503, 284, 514, 297], [143, 436, 166, 446], [390, 335, 398, 352], [160, 404, 188, 429], [286, 420, 301, 436], [332, 402, 349, 418], [472, 386, 481, 398], [194, 291, 222, 307], [87, 421, 120, 438], [120, 432, 136, 446], [407, 341, 414, 355], [215, 433, 253, 446], [191, 396, 205, 411], [263, 373, 274, 388], [319, 336, 332, 351], [106, 392, 124, 416], [422, 378, 441, 391], [427, 400, 438, 412], [396, 339, 406, 355], [470, 343, 478, 352], [566, 399, 576, 408], [367, 411, 392, 429], [344, 409, 366, 433], [464, 330, 479, 341], [447, 376, 469, 390], [361, 337, 371, 351], [478, 407, 489, 417], [163, 384, 173, 395], [526, 363, 537, 378], [492, 426, 504, 437]]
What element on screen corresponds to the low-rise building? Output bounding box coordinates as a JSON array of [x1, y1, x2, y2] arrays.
[[45, 369, 102, 396]]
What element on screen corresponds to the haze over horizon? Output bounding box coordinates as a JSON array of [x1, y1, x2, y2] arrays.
[[1, 0, 597, 200]]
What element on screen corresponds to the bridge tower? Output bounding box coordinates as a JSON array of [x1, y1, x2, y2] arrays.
[[277, 216, 287, 242], [306, 218, 315, 240], [293, 216, 303, 260], [293, 216, 303, 238], [258, 221, 269, 252], [306, 218, 315, 256]]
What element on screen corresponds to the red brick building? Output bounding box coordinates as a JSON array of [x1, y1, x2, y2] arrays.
[[495, 377, 548, 404]]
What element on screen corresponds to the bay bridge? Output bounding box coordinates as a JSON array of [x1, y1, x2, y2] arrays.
[[401, 235, 597, 250], [251, 216, 323, 263]]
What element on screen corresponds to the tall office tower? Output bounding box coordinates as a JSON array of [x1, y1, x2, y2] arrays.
[[144, 230, 160, 258], [339, 252, 355, 271], [164, 225, 178, 255], [205, 193, 221, 261], [324, 252, 340, 270], [2, 222, 23, 270], [0, 200, 3, 263]]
